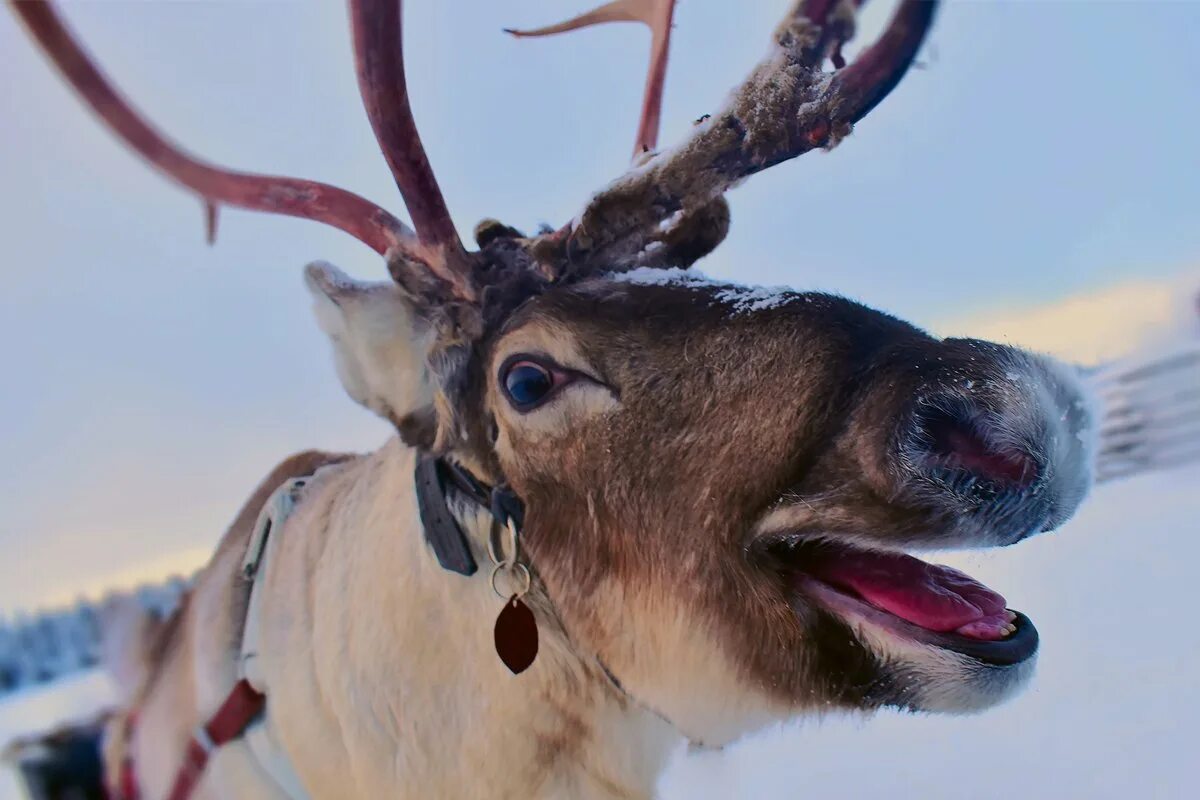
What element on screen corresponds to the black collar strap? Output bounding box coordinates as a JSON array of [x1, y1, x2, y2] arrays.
[[413, 457, 711, 747], [414, 456, 524, 577]]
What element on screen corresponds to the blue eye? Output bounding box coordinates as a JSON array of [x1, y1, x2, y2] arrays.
[[503, 360, 557, 410]]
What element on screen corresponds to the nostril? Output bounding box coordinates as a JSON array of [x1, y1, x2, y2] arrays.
[[915, 407, 1040, 489]]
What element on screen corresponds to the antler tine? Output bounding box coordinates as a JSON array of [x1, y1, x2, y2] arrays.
[[9, 0, 413, 258], [796, 0, 872, 69], [553, 0, 938, 271], [347, 0, 474, 296], [828, 0, 935, 123], [506, 0, 677, 159]]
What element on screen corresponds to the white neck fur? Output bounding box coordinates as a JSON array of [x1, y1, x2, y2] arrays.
[[249, 439, 681, 799]]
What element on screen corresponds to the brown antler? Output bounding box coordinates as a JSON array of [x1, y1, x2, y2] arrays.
[[506, 0, 677, 159], [14, 0, 937, 317], [347, 0, 473, 296], [541, 0, 938, 274], [8, 0, 415, 259], [797, 0, 872, 70]]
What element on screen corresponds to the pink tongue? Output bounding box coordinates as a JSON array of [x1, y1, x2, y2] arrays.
[[805, 549, 1009, 639]]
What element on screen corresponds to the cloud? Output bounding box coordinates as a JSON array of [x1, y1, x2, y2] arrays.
[[36, 548, 212, 612], [933, 272, 1198, 365]]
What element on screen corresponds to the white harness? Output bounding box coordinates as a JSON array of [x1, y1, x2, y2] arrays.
[[235, 475, 313, 799]]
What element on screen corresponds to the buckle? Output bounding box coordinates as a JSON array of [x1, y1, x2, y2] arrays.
[[193, 725, 216, 755]]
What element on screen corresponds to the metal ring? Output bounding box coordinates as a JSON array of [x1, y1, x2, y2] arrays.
[[487, 521, 504, 567], [490, 561, 531, 600], [487, 516, 520, 568], [193, 724, 216, 755]]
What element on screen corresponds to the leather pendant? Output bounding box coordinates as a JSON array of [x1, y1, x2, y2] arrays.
[[494, 595, 538, 674]]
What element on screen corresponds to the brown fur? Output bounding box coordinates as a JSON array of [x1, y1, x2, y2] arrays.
[[472, 276, 1092, 722]]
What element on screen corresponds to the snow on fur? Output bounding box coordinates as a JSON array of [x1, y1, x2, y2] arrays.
[[610, 268, 799, 315]]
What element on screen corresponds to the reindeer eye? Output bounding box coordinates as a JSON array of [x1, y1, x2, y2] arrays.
[[502, 359, 560, 410]]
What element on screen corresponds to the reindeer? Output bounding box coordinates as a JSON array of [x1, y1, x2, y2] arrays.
[[11, 1, 1101, 798]]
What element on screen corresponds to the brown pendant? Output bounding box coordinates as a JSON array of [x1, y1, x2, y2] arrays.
[[494, 595, 538, 674]]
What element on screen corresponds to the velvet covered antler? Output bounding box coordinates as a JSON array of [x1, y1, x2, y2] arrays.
[[527, 0, 938, 275]]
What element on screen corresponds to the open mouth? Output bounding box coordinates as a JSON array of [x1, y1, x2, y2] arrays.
[[774, 538, 1039, 666]]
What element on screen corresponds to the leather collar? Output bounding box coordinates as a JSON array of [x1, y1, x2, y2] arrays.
[[412, 457, 711, 747], [413, 456, 524, 576]]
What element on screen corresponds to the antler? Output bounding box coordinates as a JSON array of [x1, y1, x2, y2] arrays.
[[348, 0, 473, 295], [539, 0, 939, 274], [14, 0, 939, 320], [8, 0, 414, 259], [506, 0, 677, 158]]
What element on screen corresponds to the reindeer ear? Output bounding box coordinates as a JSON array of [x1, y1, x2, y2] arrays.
[[304, 261, 434, 424]]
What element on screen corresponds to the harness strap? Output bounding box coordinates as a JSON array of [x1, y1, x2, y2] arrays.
[[119, 756, 139, 800], [414, 457, 479, 576], [116, 712, 140, 800], [413, 456, 526, 576], [118, 460, 523, 800], [165, 679, 265, 800], [133, 476, 307, 800]]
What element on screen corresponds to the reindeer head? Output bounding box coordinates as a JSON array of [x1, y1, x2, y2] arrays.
[[18, 0, 1096, 747]]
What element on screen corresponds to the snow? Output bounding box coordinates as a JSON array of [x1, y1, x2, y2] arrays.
[[715, 284, 797, 314], [610, 268, 800, 315], [608, 266, 717, 287], [0, 465, 1194, 798], [0, 670, 114, 800]]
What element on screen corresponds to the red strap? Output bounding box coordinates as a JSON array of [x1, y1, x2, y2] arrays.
[[116, 755, 139, 800], [106, 711, 140, 800], [166, 679, 266, 800]]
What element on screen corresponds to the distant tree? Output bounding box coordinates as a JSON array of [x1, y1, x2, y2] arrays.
[[0, 574, 194, 697], [0, 616, 19, 691]]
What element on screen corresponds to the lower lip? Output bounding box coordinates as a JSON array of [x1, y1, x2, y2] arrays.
[[794, 575, 1040, 667]]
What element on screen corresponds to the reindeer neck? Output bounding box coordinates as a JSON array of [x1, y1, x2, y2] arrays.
[[256, 437, 679, 799]]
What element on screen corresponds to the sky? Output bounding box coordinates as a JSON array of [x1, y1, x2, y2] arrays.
[[0, 0, 1198, 612]]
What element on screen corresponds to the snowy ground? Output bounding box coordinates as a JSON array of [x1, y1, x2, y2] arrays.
[[1, 465, 1194, 798], [0, 670, 113, 800]]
